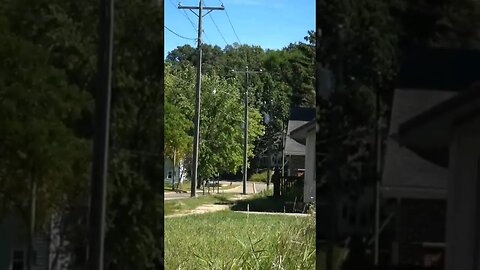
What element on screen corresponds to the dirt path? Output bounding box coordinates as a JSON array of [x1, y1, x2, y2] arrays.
[[165, 194, 253, 218]]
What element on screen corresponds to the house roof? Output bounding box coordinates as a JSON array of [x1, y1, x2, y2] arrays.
[[398, 84, 480, 167], [381, 47, 480, 199], [396, 47, 480, 91], [285, 120, 307, 155], [381, 89, 454, 199], [289, 106, 315, 121], [290, 120, 316, 145], [284, 107, 315, 156]]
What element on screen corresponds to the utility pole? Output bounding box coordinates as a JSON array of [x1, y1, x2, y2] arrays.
[[326, 24, 345, 270], [88, 0, 114, 269], [265, 112, 272, 190], [233, 66, 262, 195], [179, 0, 224, 197], [374, 77, 382, 266]]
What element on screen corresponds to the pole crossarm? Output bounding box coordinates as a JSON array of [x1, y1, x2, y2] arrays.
[[179, 5, 224, 10], [179, 4, 225, 18]]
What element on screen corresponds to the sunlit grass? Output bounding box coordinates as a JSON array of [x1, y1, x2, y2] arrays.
[[164, 193, 235, 216], [165, 210, 316, 270]]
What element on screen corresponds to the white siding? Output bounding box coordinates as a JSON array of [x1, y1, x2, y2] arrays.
[[304, 130, 316, 203]]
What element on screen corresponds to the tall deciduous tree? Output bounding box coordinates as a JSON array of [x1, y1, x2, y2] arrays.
[[0, 21, 91, 270], [164, 63, 265, 185]]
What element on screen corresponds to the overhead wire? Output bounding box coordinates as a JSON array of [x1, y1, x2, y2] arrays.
[[222, 5, 249, 65], [165, 26, 197, 41], [209, 13, 229, 46]]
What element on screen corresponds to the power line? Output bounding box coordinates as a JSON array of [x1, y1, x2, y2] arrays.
[[182, 9, 198, 32], [209, 13, 228, 46], [168, 0, 198, 33], [224, 8, 242, 46], [223, 6, 248, 65], [165, 26, 197, 41]]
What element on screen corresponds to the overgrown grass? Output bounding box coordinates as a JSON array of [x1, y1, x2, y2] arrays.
[[164, 194, 234, 216], [165, 210, 316, 269], [248, 170, 273, 183]]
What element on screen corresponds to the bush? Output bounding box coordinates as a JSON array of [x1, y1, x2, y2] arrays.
[[249, 170, 273, 183]]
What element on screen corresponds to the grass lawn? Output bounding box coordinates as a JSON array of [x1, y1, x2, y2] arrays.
[[231, 186, 308, 213], [164, 193, 235, 216], [165, 210, 316, 270], [164, 181, 240, 192]]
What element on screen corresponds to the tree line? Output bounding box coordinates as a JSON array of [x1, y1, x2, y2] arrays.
[[164, 34, 316, 184]]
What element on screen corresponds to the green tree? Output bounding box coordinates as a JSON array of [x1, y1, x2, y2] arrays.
[[2, 0, 166, 268], [0, 22, 90, 270], [164, 66, 193, 189], [164, 63, 265, 185]]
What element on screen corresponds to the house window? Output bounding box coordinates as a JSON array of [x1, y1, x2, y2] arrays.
[[167, 171, 173, 179], [12, 250, 24, 270]]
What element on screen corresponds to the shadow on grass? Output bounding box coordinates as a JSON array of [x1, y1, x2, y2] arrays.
[[213, 195, 236, 205], [230, 186, 307, 213]]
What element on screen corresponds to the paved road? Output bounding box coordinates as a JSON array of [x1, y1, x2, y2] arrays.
[[164, 181, 268, 201]]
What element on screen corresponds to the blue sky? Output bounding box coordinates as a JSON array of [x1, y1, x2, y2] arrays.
[[164, 0, 315, 57]]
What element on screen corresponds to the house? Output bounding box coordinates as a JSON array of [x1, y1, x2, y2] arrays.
[[164, 158, 186, 185], [284, 107, 315, 177], [398, 83, 480, 270], [0, 213, 72, 270], [290, 119, 316, 203], [381, 47, 480, 267]]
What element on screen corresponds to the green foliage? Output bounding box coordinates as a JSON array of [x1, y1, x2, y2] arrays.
[[248, 170, 273, 183], [165, 38, 315, 172], [0, 24, 91, 227], [165, 63, 265, 180], [2, 0, 165, 268]]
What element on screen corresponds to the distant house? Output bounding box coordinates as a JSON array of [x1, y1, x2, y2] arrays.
[[164, 158, 187, 185], [0, 213, 72, 270], [284, 107, 315, 177], [381, 47, 480, 267]]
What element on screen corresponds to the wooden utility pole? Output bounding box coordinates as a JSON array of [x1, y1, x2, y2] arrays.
[[233, 66, 262, 194], [88, 0, 114, 269], [178, 0, 224, 197], [374, 76, 382, 266]]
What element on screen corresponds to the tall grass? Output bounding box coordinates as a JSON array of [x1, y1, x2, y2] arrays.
[[165, 209, 316, 269]]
